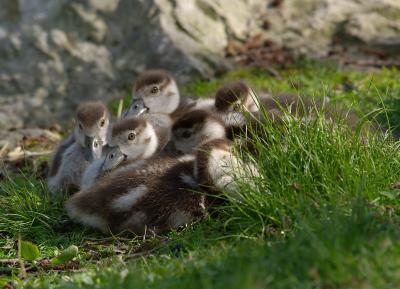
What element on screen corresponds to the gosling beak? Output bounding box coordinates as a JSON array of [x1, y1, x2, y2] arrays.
[[83, 136, 103, 161], [137, 104, 149, 116]]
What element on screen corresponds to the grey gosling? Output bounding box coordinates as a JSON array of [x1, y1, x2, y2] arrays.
[[48, 101, 110, 196]]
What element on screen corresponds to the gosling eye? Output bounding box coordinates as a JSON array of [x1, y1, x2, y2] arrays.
[[182, 131, 192, 138], [128, 132, 136, 141], [233, 103, 241, 111], [150, 86, 159, 94], [99, 119, 106, 127]]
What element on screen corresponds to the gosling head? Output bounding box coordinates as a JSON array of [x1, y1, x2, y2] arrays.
[[101, 146, 127, 172], [109, 117, 158, 161], [74, 101, 110, 161], [128, 69, 180, 115], [193, 138, 233, 187], [123, 97, 149, 118], [171, 110, 226, 154], [214, 81, 255, 127]]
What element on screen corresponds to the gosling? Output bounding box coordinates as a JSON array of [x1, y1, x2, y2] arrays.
[[48, 101, 110, 196]]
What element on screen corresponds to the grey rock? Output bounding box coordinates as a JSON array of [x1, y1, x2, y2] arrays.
[[0, 0, 264, 130], [2, 0, 400, 132], [264, 0, 400, 57]]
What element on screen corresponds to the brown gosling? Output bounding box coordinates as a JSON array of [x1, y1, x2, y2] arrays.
[[171, 109, 227, 154], [65, 139, 258, 235]]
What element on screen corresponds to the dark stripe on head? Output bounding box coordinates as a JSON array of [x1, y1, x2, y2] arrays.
[[134, 69, 173, 92], [215, 81, 250, 111], [76, 101, 107, 127], [172, 110, 220, 131], [111, 117, 148, 137]]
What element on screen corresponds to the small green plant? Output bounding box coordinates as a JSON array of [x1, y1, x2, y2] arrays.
[[51, 245, 79, 265], [20, 241, 40, 262]]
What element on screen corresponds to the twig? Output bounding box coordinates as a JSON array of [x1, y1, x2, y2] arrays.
[[41, 130, 62, 141], [0, 259, 19, 265], [143, 225, 147, 242], [17, 234, 27, 279], [123, 247, 159, 261], [4, 149, 53, 162], [117, 99, 124, 119]]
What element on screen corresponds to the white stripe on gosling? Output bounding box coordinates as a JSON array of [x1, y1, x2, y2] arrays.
[[111, 185, 148, 212]]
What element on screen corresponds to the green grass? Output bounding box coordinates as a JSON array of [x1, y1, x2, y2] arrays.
[[2, 61, 400, 288]]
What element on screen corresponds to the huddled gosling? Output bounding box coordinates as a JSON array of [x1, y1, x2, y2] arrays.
[[171, 109, 226, 154], [66, 139, 255, 235], [48, 101, 110, 196], [125, 69, 195, 120], [81, 116, 170, 189], [213, 81, 361, 127]]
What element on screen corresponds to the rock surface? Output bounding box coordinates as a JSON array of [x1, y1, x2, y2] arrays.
[[0, 0, 264, 130], [264, 0, 400, 57], [1, 0, 400, 131]]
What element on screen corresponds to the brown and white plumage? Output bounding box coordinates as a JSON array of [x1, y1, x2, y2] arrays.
[[67, 154, 204, 234], [171, 109, 227, 154], [214, 81, 363, 130], [66, 139, 257, 234]]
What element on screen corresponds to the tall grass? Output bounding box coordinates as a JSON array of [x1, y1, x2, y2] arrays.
[[0, 173, 59, 238], [224, 101, 400, 235], [0, 173, 92, 258]]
